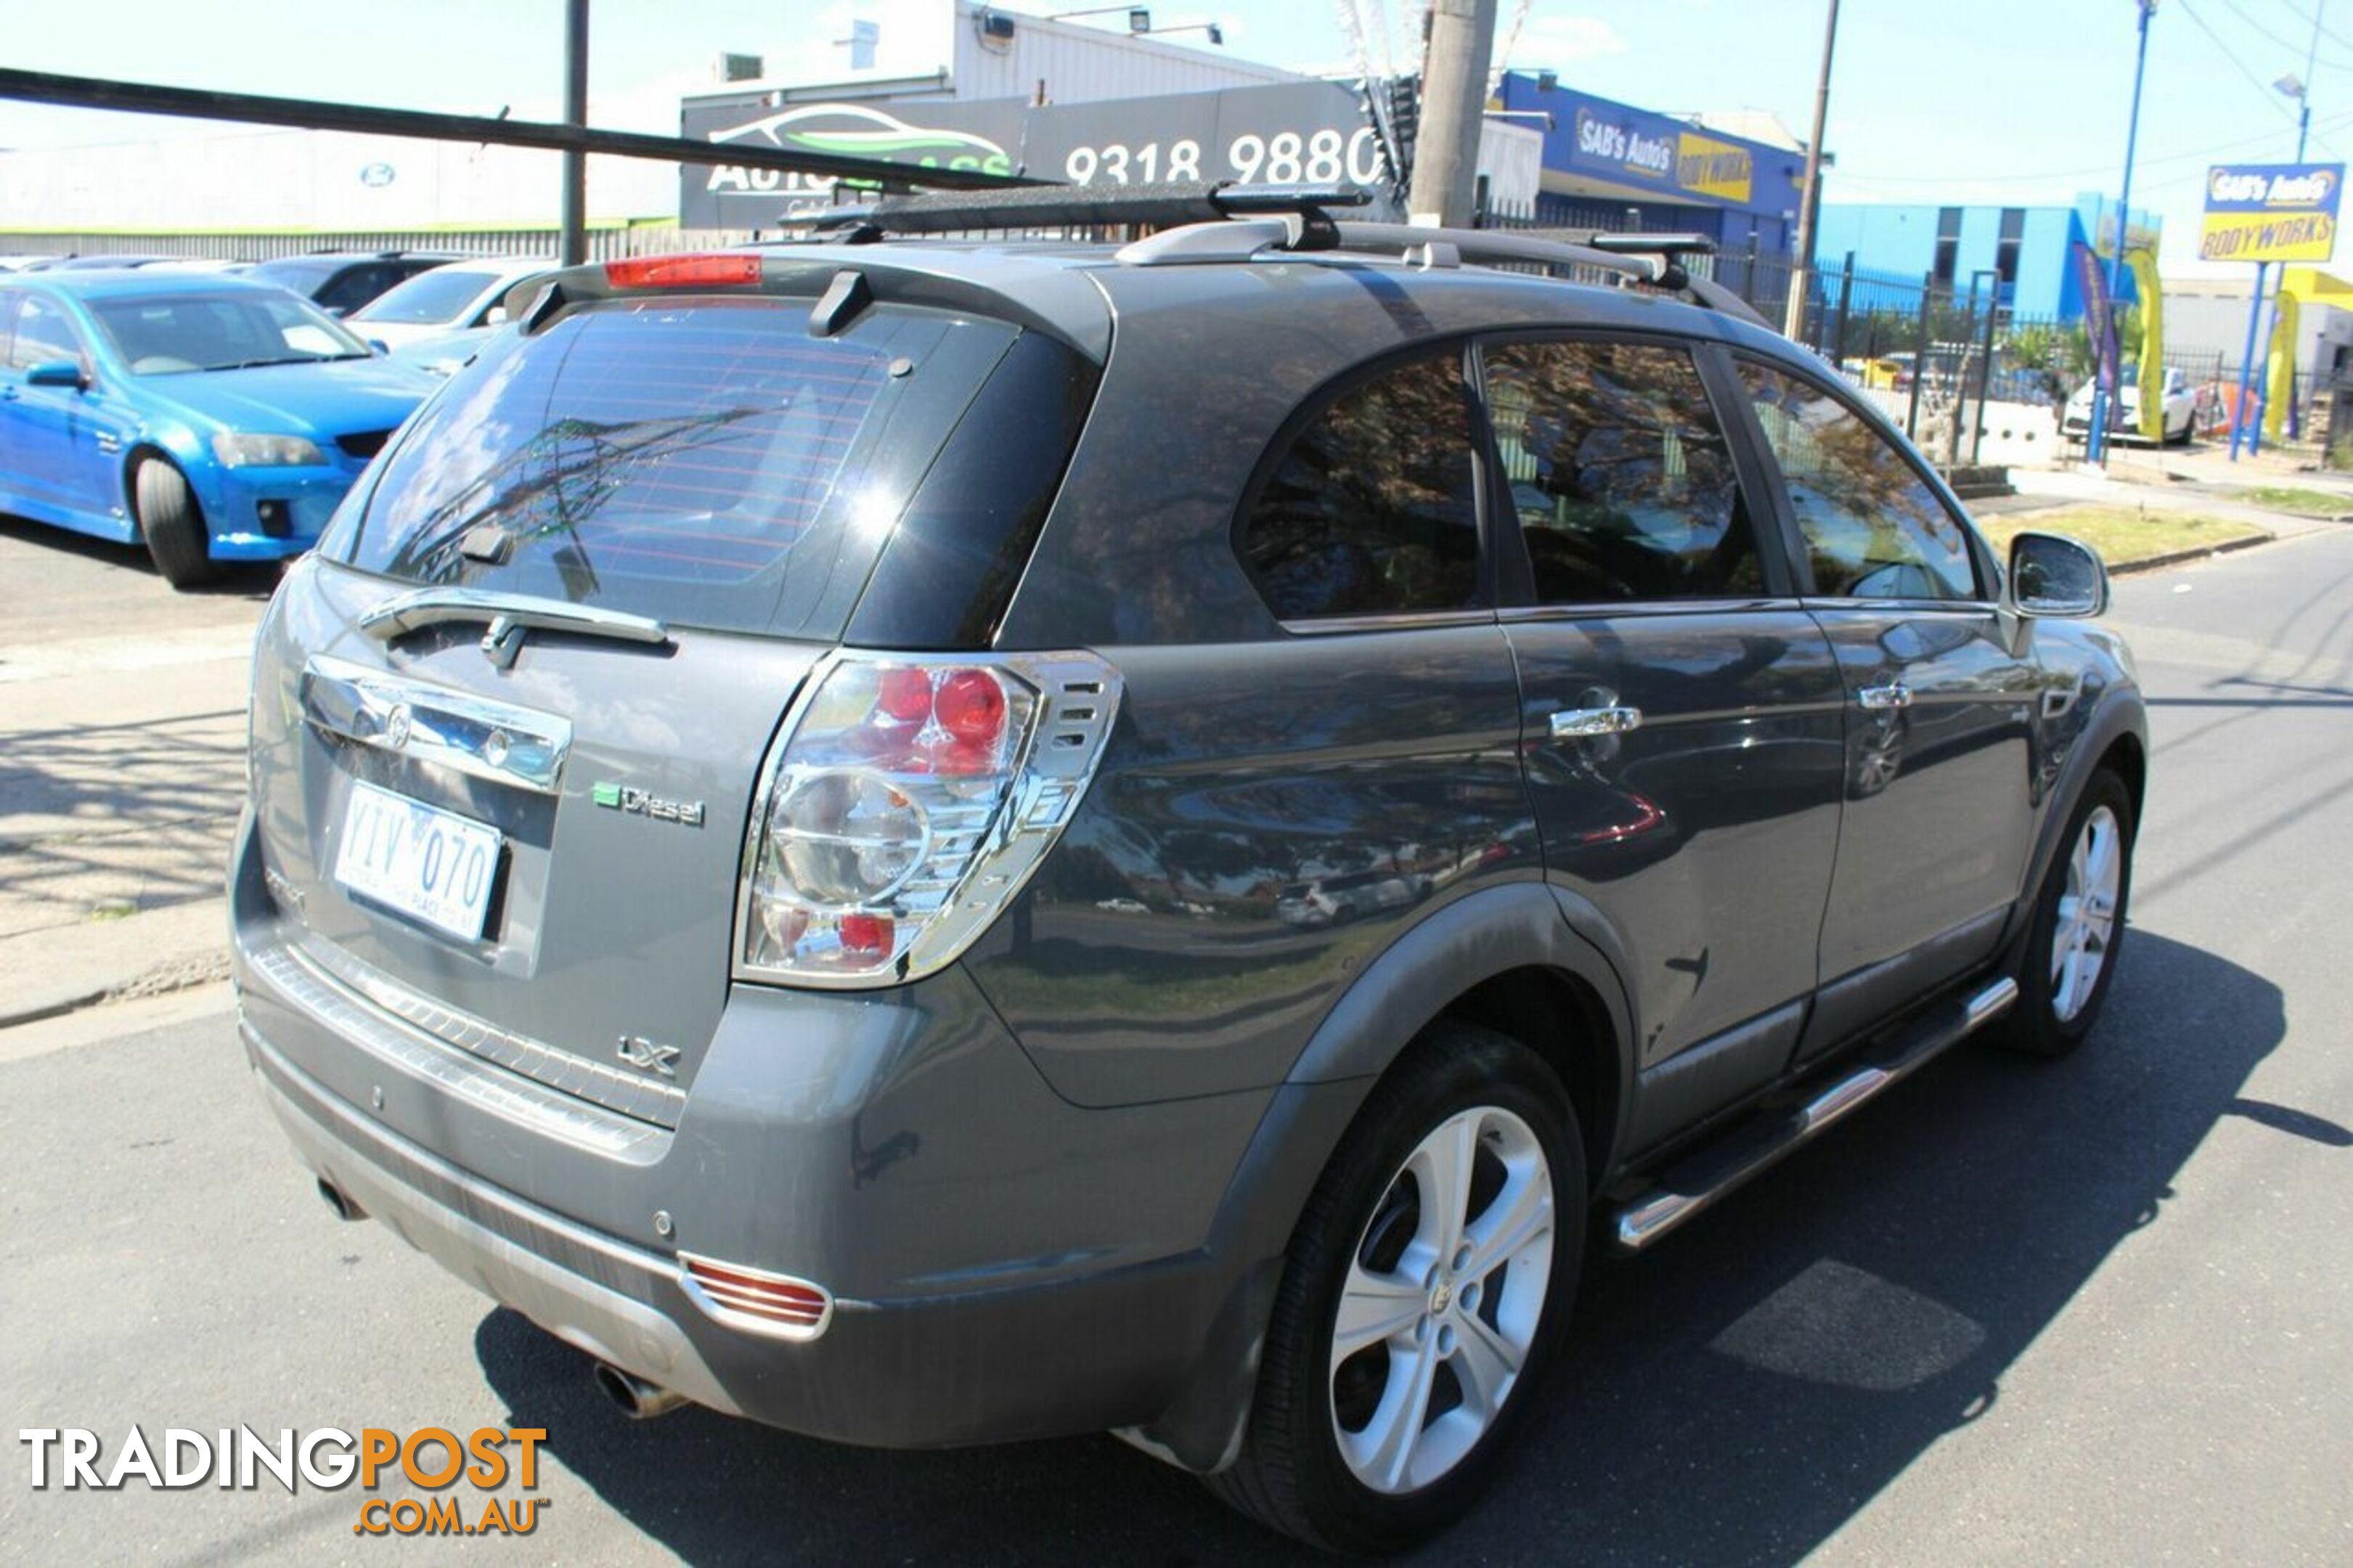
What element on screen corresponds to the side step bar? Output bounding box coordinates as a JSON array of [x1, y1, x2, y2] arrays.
[[1608, 976, 2019, 1253]]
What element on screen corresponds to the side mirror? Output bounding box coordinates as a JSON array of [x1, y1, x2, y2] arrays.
[[325, 306, 348, 319], [367, 338, 390, 356], [2008, 531, 2108, 618], [24, 359, 86, 390], [484, 305, 509, 326]]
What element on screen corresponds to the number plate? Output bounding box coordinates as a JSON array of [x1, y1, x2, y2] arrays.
[[333, 782, 502, 941]]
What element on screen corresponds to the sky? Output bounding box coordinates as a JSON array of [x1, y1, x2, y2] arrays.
[[2, 0, 2348, 274]]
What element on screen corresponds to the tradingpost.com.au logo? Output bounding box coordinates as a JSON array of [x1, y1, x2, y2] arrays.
[[20, 1425, 552, 1538]]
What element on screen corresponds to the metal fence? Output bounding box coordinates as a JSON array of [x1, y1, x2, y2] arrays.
[[1475, 201, 2299, 463]]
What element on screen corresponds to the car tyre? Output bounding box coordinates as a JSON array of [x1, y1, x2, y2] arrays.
[[134, 458, 219, 588], [1205, 1021, 1584, 1553], [1997, 769, 2134, 1058]]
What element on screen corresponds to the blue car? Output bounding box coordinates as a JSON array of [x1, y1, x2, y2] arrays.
[[0, 271, 437, 587]]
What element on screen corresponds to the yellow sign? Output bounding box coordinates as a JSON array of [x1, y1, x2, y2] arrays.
[[1674, 131, 1754, 205], [2198, 210, 2337, 263]]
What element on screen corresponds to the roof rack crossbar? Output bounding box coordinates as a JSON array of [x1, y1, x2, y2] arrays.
[[810, 180, 1373, 238], [1115, 219, 1773, 330]]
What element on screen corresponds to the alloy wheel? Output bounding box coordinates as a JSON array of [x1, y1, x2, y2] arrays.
[[1327, 1106, 1555, 1495], [2051, 804, 2123, 1023]]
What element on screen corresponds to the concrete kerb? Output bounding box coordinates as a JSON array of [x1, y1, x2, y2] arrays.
[[0, 900, 230, 1032]]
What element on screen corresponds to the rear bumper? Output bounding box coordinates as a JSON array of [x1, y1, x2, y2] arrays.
[[229, 814, 1313, 1453]]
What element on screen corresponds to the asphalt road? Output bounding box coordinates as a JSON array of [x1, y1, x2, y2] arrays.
[[3, 527, 2350, 1566]]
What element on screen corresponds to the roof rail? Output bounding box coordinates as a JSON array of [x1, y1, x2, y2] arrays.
[[1116, 219, 1773, 329], [808, 181, 1374, 241]]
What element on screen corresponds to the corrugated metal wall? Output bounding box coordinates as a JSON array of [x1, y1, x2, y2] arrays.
[[0, 229, 746, 264]]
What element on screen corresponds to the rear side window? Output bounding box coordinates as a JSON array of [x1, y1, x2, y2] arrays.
[[9, 296, 84, 370], [338, 296, 1017, 639], [1736, 358, 1979, 601], [1241, 349, 1483, 620], [1481, 338, 1762, 603]]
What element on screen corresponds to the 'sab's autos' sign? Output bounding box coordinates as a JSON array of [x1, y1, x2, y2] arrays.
[[2199, 163, 2345, 264]]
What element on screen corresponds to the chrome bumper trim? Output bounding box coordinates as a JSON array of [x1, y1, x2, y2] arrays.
[[246, 938, 672, 1162], [293, 935, 687, 1128]]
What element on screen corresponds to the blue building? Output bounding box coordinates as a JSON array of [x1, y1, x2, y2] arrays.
[[1811, 196, 2162, 322], [1490, 72, 1807, 258]]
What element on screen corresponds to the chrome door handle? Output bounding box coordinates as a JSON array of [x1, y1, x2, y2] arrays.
[[1550, 705, 1644, 739], [1858, 682, 1914, 711]]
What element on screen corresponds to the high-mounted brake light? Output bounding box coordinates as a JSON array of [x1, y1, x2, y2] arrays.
[[735, 652, 1124, 988], [602, 253, 764, 289]]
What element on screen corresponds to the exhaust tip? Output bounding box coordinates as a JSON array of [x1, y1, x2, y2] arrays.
[[317, 1177, 367, 1222], [592, 1361, 689, 1421]]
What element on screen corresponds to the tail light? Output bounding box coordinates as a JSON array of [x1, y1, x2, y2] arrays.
[[735, 651, 1122, 987]]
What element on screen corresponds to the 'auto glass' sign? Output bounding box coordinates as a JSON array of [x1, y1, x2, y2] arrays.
[[679, 81, 1380, 228], [2199, 162, 2345, 263]]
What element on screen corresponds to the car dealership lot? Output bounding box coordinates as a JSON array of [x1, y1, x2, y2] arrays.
[[3, 523, 2351, 1564]]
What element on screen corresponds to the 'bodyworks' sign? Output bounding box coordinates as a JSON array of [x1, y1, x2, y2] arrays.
[[2199, 163, 2344, 263]]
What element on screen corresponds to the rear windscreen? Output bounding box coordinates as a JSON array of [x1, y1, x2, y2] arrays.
[[330, 295, 1016, 639]]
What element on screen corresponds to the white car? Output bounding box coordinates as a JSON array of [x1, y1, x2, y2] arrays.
[[2063, 367, 2195, 445], [347, 257, 558, 353]]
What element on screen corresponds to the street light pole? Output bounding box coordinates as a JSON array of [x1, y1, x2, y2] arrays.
[[2088, 4, 2157, 462], [1783, 0, 1841, 341], [2089, 0, 2156, 467], [2240, 7, 2324, 457]]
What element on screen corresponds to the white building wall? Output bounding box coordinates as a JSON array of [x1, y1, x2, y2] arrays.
[[948, 4, 1300, 105], [0, 127, 673, 233]]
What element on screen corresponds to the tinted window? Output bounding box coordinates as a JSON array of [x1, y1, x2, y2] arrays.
[[315, 265, 398, 314], [1483, 339, 1762, 603], [1242, 351, 1483, 619], [0, 294, 22, 362], [1737, 359, 1979, 600], [337, 297, 1018, 640], [86, 292, 367, 374], [9, 296, 84, 370]]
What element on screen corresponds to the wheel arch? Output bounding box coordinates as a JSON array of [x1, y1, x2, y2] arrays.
[[121, 434, 206, 526], [1284, 882, 1636, 1186], [1131, 883, 1635, 1476]]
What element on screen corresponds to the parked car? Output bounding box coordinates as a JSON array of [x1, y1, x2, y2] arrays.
[[2063, 366, 2195, 444], [348, 257, 559, 351], [231, 196, 2145, 1553], [46, 253, 182, 270], [0, 271, 438, 585], [245, 249, 471, 317]]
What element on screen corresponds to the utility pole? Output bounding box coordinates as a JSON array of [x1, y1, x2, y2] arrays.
[[1783, 0, 1841, 340], [559, 0, 590, 266], [1408, 0, 1500, 227]]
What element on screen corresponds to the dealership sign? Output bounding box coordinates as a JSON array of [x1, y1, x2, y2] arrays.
[[1495, 75, 1792, 214], [2199, 162, 2344, 263], [679, 81, 1388, 228]]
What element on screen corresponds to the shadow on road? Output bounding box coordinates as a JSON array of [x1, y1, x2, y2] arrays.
[[473, 930, 2289, 1566], [0, 513, 282, 600]]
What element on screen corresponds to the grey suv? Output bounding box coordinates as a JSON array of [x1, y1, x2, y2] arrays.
[[232, 187, 2145, 1552]]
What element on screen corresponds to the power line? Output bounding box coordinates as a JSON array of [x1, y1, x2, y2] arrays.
[[1826, 106, 2353, 187], [2210, 0, 2353, 69], [2177, 0, 2305, 118], [2273, 0, 2353, 62]]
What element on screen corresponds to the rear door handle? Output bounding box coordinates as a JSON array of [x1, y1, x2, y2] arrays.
[[1858, 682, 1913, 711], [1550, 705, 1644, 739]]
